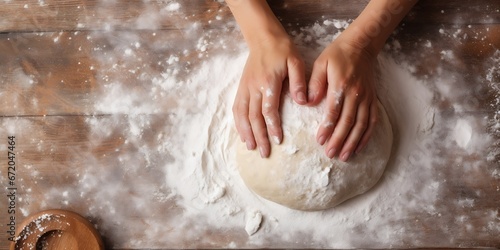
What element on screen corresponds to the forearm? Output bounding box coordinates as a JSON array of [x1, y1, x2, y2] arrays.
[[341, 0, 418, 56], [225, 0, 288, 49]]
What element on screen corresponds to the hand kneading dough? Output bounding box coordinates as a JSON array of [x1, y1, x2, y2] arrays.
[[236, 95, 393, 211]]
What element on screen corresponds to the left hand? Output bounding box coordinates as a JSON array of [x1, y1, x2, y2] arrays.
[[307, 36, 379, 162]]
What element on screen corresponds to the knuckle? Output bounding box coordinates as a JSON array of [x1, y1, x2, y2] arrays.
[[322, 120, 335, 129], [263, 102, 273, 110], [232, 104, 240, 115], [234, 123, 241, 132], [288, 57, 304, 68], [234, 109, 248, 120], [358, 119, 369, 130], [232, 101, 247, 113], [254, 92, 263, 100], [255, 128, 268, 140], [313, 58, 325, 68], [248, 111, 261, 121], [261, 108, 275, 117], [238, 121, 251, 133], [263, 75, 277, 85], [329, 89, 344, 102], [342, 115, 356, 127], [337, 80, 348, 87], [350, 86, 364, 97], [263, 115, 277, 127], [326, 109, 341, 119]]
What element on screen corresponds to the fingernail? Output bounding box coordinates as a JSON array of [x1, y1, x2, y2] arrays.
[[272, 135, 281, 145], [246, 141, 253, 150], [308, 92, 315, 102], [259, 146, 266, 158], [327, 148, 336, 159], [341, 151, 351, 162], [318, 136, 326, 145], [297, 92, 307, 104]]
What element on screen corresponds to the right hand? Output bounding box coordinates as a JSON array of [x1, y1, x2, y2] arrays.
[[307, 38, 379, 162], [233, 36, 307, 158]]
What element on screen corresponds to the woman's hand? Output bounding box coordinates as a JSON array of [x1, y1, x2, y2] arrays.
[[227, 0, 417, 161], [308, 35, 379, 162], [233, 36, 306, 158]]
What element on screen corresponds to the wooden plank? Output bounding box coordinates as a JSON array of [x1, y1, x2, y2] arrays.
[[406, 0, 500, 25], [0, 114, 498, 248], [269, 0, 368, 25], [1, 0, 499, 33], [270, 0, 500, 25], [390, 24, 500, 113], [0, 31, 98, 116], [0, 114, 248, 249], [1, 24, 499, 117], [0, 0, 231, 32], [0, 27, 240, 116]]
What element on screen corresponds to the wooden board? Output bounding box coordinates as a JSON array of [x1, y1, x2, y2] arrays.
[[0, 0, 499, 249], [1, 0, 499, 33]]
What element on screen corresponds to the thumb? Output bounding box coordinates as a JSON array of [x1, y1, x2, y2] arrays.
[[287, 56, 307, 105], [308, 59, 328, 106]]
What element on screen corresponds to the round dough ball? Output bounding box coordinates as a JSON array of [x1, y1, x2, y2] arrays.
[[236, 95, 393, 211]]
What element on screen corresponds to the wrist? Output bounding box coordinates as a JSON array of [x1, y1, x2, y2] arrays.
[[246, 29, 291, 52], [338, 0, 418, 56], [334, 29, 380, 60], [227, 0, 289, 49]]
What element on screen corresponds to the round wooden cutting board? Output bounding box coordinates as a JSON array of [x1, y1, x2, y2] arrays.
[[10, 209, 104, 250]]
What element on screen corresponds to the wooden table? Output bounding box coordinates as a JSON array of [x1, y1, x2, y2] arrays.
[[0, 1, 499, 249]]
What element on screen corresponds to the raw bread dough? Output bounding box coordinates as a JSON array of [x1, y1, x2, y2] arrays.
[[236, 95, 393, 211]]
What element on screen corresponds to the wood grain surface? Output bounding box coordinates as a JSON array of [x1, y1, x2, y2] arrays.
[[0, 0, 499, 249]]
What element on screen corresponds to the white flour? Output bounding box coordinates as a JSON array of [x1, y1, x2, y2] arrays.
[[1, 6, 499, 249], [77, 20, 498, 247]]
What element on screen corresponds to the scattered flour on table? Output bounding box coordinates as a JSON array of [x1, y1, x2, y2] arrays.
[[454, 119, 473, 149], [486, 50, 500, 162], [79, 20, 498, 247], [245, 210, 263, 236]]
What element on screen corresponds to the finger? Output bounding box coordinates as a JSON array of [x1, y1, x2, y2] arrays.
[[308, 59, 328, 105], [324, 93, 359, 159], [249, 92, 270, 158], [232, 89, 256, 150], [287, 56, 307, 105], [232, 95, 244, 143], [355, 100, 378, 154], [338, 100, 370, 162], [316, 84, 343, 146], [262, 85, 283, 146]]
